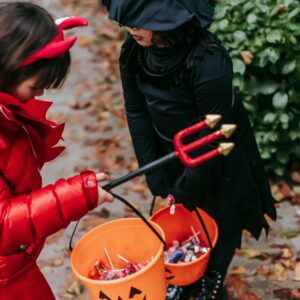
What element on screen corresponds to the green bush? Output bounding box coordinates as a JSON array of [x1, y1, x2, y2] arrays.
[[209, 0, 300, 176]]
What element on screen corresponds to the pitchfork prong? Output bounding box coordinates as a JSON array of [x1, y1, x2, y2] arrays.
[[220, 124, 237, 138], [205, 114, 222, 128]]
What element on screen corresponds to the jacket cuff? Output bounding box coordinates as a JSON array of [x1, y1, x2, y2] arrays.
[[80, 170, 98, 209]]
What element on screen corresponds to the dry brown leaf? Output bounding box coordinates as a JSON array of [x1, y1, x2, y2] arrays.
[[80, 217, 107, 232], [237, 293, 261, 300], [236, 248, 265, 259], [133, 184, 147, 193], [282, 247, 294, 259], [256, 265, 270, 276], [281, 258, 293, 269], [65, 275, 84, 296], [291, 171, 300, 184], [229, 266, 247, 275], [240, 51, 254, 65], [78, 36, 94, 47], [291, 289, 300, 299], [268, 263, 288, 281], [292, 195, 300, 206], [225, 275, 249, 295], [273, 288, 292, 299], [294, 261, 300, 281], [97, 27, 121, 40]]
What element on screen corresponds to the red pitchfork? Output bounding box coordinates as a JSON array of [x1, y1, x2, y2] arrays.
[[69, 115, 236, 250], [101, 115, 236, 190]]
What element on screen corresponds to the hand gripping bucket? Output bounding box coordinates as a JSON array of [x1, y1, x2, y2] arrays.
[[150, 204, 218, 286], [70, 218, 166, 300]]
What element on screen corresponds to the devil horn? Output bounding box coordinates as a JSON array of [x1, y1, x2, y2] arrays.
[[20, 37, 77, 67], [55, 16, 88, 30]]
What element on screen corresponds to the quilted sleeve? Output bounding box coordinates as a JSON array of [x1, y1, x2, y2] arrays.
[[0, 171, 98, 248]]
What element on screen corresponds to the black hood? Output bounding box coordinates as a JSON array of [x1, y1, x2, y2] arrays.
[[103, 0, 214, 31]]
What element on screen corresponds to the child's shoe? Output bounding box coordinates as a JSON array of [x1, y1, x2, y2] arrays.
[[166, 284, 190, 300], [194, 271, 228, 300]]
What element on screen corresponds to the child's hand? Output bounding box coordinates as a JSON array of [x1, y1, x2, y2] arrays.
[[96, 173, 114, 205]]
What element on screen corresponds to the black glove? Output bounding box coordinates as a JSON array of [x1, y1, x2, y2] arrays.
[[172, 169, 202, 211], [146, 168, 172, 198]]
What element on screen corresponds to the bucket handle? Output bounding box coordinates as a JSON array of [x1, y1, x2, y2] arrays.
[[149, 197, 213, 249], [69, 192, 166, 251]]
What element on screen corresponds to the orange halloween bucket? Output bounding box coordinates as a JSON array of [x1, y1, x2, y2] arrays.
[[70, 218, 166, 300], [150, 204, 218, 286]]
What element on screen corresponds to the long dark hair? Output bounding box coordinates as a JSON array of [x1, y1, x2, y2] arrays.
[[0, 2, 70, 92]]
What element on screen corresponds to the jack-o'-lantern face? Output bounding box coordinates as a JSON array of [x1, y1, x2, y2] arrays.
[[165, 267, 175, 281], [99, 286, 146, 300]]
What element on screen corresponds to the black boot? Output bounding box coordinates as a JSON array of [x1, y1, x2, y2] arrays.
[[166, 284, 190, 300], [194, 271, 228, 300]]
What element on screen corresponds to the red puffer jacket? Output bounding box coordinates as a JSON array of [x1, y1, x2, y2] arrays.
[[0, 92, 99, 299]]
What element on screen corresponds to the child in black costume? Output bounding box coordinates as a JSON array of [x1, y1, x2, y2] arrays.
[[101, 1, 277, 299]]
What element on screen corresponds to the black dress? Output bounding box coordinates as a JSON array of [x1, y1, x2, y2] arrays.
[[119, 31, 277, 273]]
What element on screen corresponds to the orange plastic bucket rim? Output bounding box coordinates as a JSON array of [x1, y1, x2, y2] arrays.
[[70, 218, 166, 285], [150, 204, 219, 286]]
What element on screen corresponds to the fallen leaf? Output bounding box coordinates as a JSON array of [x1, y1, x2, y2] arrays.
[[236, 248, 266, 259], [273, 288, 292, 299], [65, 276, 84, 296], [240, 51, 254, 65], [225, 275, 249, 295], [281, 231, 299, 239], [294, 261, 300, 281], [268, 263, 288, 281], [229, 266, 247, 275], [78, 36, 94, 47], [256, 265, 270, 276], [291, 171, 300, 184], [237, 293, 261, 300], [291, 289, 300, 299], [282, 247, 294, 259]]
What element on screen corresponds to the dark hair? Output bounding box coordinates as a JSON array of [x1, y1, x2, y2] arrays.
[[0, 2, 70, 92], [152, 21, 200, 48]]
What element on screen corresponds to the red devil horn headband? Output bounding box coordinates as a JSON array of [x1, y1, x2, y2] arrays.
[[20, 16, 88, 67]]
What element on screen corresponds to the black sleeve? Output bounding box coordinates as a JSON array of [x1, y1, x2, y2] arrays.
[[120, 41, 171, 197], [173, 47, 234, 210]]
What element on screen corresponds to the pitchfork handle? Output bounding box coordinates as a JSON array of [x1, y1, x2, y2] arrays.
[[102, 152, 177, 190]]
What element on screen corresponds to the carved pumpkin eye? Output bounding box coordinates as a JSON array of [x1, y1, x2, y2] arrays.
[[99, 291, 111, 300], [129, 287, 145, 299]]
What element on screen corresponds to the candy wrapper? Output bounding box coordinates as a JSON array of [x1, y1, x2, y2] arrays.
[[88, 257, 147, 281]]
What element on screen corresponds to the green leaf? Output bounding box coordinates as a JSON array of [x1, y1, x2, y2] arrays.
[[233, 30, 247, 42], [215, 6, 229, 19], [274, 165, 285, 176], [282, 60, 297, 74], [288, 7, 300, 19], [282, 231, 299, 239], [266, 30, 283, 43], [247, 13, 257, 24], [272, 92, 289, 109], [279, 113, 289, 124], [247, 78, 279, 95], [268, 48, 280, 63], [277, 152, 289, 164], [263, 113, 277, 124], [232, 58, 246, 75], [219, 19, 229, 30]]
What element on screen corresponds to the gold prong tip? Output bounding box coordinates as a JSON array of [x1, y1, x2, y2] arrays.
[[220, 124, 237, 138], [205, 115, 222, 128], [219, 143, 235, 156]]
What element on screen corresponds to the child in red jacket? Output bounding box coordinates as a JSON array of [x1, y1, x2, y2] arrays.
[[0, 2, 113, 299]]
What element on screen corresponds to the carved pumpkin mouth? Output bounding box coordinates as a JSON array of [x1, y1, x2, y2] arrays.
[[99, 287, 146, 300], [165, 267, 175, 280]]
